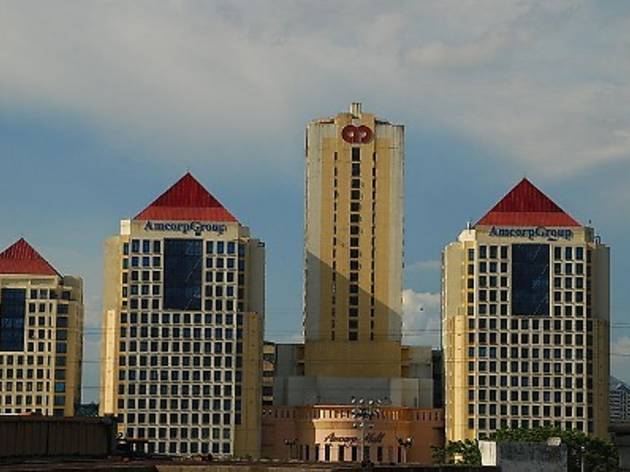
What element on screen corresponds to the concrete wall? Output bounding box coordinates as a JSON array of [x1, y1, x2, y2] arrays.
[[480, 441, 567, 472], [0, 416, 114, 457], [275, 376, 433, 408]]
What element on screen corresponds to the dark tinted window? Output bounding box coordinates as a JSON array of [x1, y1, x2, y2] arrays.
[[512, 244, 549, 316], [0, 288, 26, 351], [164, 239, 202, 310]]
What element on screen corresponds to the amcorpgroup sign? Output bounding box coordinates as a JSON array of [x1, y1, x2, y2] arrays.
[[143, 221, 228, 236], [488, 226, 574, 241]]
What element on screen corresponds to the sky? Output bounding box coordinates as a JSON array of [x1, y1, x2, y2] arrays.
[[1, 0, 629, 402]]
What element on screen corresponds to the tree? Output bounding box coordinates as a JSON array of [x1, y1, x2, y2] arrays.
[[431, 439, 481, 465]]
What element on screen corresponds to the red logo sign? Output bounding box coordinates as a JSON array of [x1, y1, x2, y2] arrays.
[[342, 125, 373, 144]]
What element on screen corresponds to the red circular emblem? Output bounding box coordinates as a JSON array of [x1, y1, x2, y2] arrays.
[[342, 125, 373, 144]]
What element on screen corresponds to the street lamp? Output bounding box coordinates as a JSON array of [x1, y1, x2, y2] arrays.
[[351, 397, 384, 467], [397, 437, 413, 463]]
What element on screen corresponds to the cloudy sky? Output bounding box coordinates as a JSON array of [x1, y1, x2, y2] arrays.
[[1, 0, 629, 401]]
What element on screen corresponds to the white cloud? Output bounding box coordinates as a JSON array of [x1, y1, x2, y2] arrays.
[[1, 1, 630, 175], [406, 27, 524, 69], [402, 289, 440, 348]]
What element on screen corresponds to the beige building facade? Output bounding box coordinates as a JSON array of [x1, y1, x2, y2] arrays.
[[263, 104, 443, 465], [261, 405, 443, 464], [0, 238, 83, 417], [99, 173, 265, 458], [304, 102, 404, 379], [443, 179, 610, 441]]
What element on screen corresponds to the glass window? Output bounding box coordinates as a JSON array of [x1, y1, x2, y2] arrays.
[[0, 288, 26, 351], [576, 247, 584, 260], [511, 244, 549, 316], [163, 239, 202, 310]]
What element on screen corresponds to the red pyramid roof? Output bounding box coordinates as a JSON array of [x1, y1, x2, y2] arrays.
[[476, 178, 580, 227], [134, 173, 238, 222], [0, 238, 60, 276]]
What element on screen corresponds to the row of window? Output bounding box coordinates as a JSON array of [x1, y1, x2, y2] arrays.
[[473, 303, 588, 317], [468, 387, 592, 402], [124, 282, 240, 298], [121, 398, 236, 411], [472, 245, 586, 261], [25, 289, 72, 300], [123, 256, 245, 271], [118, 355, 239, 368], [121, 413, 235, 428], [2, 393, 65, 406], [470, 261, 587, 275], [25, 315, 69, 327], [0, 369, 58, 379], [27, 302, 69, 314], [0, 354, 52, 365], [475, 276, 588, 290], [125, 298, 244, 312], [470, 346, 592, 358], [469, 317, 592, 330], [131, 439, 231, 455], [125, 424, 231, 440], [118, 369, 242, 383], [470, 333, 590, 346], [117, 339, 242, 353], [468, 375, 590, 388], [119, 383, 235, 396], [121, 326, 239, 340], [472, 418, 591, 434], [470, 393, 588, 410], [120, 312, 243, 325], [127, 239, 242, 256]]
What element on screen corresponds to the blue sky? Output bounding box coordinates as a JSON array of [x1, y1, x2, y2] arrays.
[[1, 1, 629, 401]]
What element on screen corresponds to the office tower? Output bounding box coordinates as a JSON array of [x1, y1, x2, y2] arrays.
[[0, 238, 83, 416], [304, 102, 404, 378], [443, 178, 609, 441], [100, 173, 265, 457], [264, 105, 443, 465]]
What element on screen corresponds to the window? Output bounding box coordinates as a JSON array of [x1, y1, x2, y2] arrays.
[[1, 289, 26, 351], [163, 239, 202, 310], [511, 244, 549, 316]]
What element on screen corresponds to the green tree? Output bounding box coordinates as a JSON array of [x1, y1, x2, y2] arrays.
[[431, 439, 481, 465]]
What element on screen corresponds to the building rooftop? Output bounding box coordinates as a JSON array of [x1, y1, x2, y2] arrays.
[[476, 178, 580, 227], [0, 238, 59, 276], [134, 173, 237, 222]]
